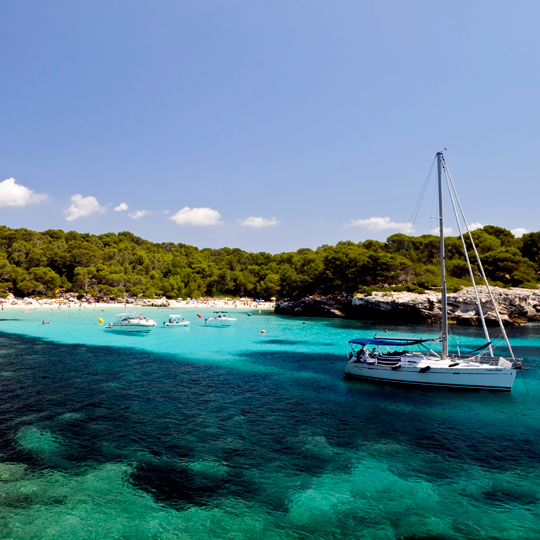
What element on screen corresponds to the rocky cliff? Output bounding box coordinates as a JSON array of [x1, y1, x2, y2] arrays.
[[275, 287, 540, 326], [275, 293, 352, 318]]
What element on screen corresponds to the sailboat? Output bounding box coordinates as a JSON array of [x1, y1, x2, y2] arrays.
[[344, 152, 521, 391]]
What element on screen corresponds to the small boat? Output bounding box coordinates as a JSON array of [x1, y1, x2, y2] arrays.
[[205, 311, 237, 327], [344, 152, 521, 391], [163, 314, 190, 327], [105, 313, 157, 333]]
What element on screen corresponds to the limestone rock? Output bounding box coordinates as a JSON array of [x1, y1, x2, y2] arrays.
[[277, 287, 540, 326], [275, 294, 351, 318]]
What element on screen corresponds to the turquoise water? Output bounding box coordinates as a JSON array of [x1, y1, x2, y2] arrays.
[[1, 306, 540, 539]]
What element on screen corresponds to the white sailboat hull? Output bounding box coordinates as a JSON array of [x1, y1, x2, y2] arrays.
[[344, 360, 517, 391]]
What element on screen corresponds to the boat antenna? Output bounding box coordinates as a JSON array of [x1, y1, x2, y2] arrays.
[[437, 151, 448, 359]]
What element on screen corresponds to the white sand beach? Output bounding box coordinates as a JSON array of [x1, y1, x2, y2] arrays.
[[0, 296, 275, 312]]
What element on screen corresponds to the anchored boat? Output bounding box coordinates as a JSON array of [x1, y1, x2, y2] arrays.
[[163, 314, 190, 327], [205, 311, 237, 327], [105, 313, 157, 333], [344, 152, 521, 391]]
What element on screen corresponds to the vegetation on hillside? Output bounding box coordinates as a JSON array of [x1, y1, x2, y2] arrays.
[[0, 225, 538, 300]]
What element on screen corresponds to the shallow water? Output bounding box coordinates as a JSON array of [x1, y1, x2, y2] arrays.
[[0, 307, 539, 539]]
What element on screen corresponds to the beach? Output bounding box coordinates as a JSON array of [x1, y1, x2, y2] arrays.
[[0, 296, 275, 312]]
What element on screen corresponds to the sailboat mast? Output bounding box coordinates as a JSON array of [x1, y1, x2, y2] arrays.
[[437, 152, 449, 358]]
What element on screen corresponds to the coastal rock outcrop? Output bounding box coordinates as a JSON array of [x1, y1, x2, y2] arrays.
[[275, 294, 352, 318], [276, 287, 540, 326]]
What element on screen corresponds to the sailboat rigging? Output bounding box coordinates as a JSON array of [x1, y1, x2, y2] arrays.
[[344, 152, 521, 391]]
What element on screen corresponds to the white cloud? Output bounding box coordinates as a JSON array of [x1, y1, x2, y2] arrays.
[[435, 223, 481, 236], [114, 202, 129, 212], [65, 194, 106, 221], [163, 210, 171, 214], [431, 226, 454, 236], [346, 216, 411, 232], [170, 207, 222, 226], [129, 210, 151, 220], [241, 216, 279, 228], [0, 177, 48, 207], [512, 227, 528, 238]]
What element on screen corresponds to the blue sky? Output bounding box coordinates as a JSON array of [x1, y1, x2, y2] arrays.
[[1, 1, 539, 253]]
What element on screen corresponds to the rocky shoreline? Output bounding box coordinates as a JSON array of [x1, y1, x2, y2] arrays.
[[275, 287, 540, 326]]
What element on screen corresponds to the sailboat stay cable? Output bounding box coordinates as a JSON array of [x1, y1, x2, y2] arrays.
[[441, 156, 516, 361], [442, 164, 494, 357], [405, 155, 437, 237]]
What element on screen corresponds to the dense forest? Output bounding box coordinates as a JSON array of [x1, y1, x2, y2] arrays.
[[0, 225, 539, 300]]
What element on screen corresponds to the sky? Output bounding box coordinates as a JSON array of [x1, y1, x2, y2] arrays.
[[1, 0, 539, 253]]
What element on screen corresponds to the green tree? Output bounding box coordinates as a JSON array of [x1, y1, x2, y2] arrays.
[[29, 267, 61, 294], [482, 248, 537, 287]]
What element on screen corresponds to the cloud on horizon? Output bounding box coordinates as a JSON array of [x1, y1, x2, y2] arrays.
[[0, 178, 48, 207], [512, 227, 528, 238], [129, 210, 151, 220], [65, 194, 106, 221], [241, 216, 279, 228], [114, 202, 128, 212], [431, 226, 454, 236], [170, 207, 222, 226], [346, 216, 411, 232], [432, 224, 480, 236]]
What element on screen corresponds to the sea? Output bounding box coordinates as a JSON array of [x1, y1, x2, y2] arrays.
[[0, 306, 539, 539]]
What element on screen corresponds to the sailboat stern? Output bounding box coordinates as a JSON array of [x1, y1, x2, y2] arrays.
[[498, 357, 513, 369]]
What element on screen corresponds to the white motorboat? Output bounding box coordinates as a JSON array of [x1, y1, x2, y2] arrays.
[[205, 311, 237, 327], [163, 314, 190, 327], [344, 152, 521, 391], [105, 313, 157, 333]]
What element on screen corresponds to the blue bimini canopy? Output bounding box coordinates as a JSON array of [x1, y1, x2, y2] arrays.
[[348, 337, 438, 347], [462, 342, 492, 354]]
